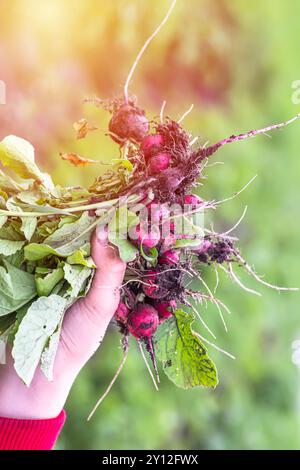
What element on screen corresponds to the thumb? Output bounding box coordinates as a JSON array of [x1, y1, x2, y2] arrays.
[[58, 229, 126, 366], [84, 229, 127, 318]]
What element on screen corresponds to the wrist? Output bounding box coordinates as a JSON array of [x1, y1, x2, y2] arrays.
[[0, 354, 76, 420]]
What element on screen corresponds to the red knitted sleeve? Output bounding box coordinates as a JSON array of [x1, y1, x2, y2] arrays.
[[0, 410, 66, 450]]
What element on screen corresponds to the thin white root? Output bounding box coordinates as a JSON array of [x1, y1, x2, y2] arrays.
[[121, 278, 156, 288], [87, 346, 129, 421], [178, 104, 194, 124], [237, 255, 299, 292], [216, 175, 257, 206], [160, 100, 167, 123], [204, 161, 225, 168], [191, 291, 232, 316], [226, 264, 262, 297], [189, 136, 199, 146], [214, 265, 219, 294], [124, 0, 177, 102], [138, 341, 159, 391], [204, 228, 238, 242], [186, 302, 217, 340], [197, 274, 228, 332], [194, 332, 236, 360], [221, 206, 248, 237]]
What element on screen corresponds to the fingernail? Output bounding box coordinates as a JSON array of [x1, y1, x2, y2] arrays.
[[96, 224, 108, 246]]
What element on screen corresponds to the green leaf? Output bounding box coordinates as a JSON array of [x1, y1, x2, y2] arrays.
[[12, 295, 68, 386], [25, 241, 93, 263], [110, 237, 138, 262], [0, 260, 36, 316], [43, 211, 96, 256], [108, 208, 139, 262], [40, 318, 63, 381], [4, 249, 25, 269], [0, 168, 24, 193], [0, 239, 25, 256], [7, 301, 34, 344], [35, 219, 60, 240], [140, 244, 158, 265], [35, 268, 64, 297], [0, 313, 16, 336], [50, 279, 66, 296], [24, 243, 61, 261], [174, 238, 201, 248], [21, 217, 37, 241], [0, 135, 54, 191], [0, 216, 7, 228], [112, 158, 134, 172], [155, 309, 218, 389], [0, 222, 23, 241], [58, 215, 77, 228], [108, 207, 139, 235], [66, 249, 96, 268], [63, 263, 92, 298], [17, 188, 45, 205]]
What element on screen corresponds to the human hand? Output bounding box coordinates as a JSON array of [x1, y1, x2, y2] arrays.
[[0, 230, 126, 419]]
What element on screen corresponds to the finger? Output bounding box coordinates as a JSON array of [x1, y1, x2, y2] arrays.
[[85, 231, 126, 315], [58, 230, 126, 366], [85, 230, 126, 317]]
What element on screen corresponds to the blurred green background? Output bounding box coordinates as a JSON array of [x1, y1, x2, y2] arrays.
[[0, 0, 300, 450]]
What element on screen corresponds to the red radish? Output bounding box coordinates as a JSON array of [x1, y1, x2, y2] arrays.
[[128, 303, 159, 338], [184, 194, 203, 205], [142, 270, 159, 298], [141, 133, 164, 159], [131, 224, 160, 248], [114, 302, 130, 324], [109, 104, 149, 144], [159, 249, 179, 266], [147, 152, 170, 175], [154, 300, 176, 322]]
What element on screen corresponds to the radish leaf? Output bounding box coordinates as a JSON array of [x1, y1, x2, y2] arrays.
[[0, 239, 25, 256], [108, 208, 139, 262], [21, 217, 37, 241], [12, 295, 68, 386], [24, 243, 63, 261], [0, 260, 36, 316], [0, 135, 54, 191], [155, 309, 218, 389], [35, 268, 64, 297], [44, 211, 95, 255], [40, 318, 63, 381], [66, 250, 96, 268], [63, 263, 92, 297], [174, 238, 200, 248], [110, 238, 138, 262], [0, 216, 7, 228]]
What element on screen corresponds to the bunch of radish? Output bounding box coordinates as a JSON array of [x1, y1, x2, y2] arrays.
[[1, 0, 296, 420], [89, 94, 298, 388], [61, 2, 300, 417]]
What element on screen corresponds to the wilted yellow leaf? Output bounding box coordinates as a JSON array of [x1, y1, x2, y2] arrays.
[[73, 118, 97, 140], [60, 153, 100, 167], [0, 136, 54, 192]]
